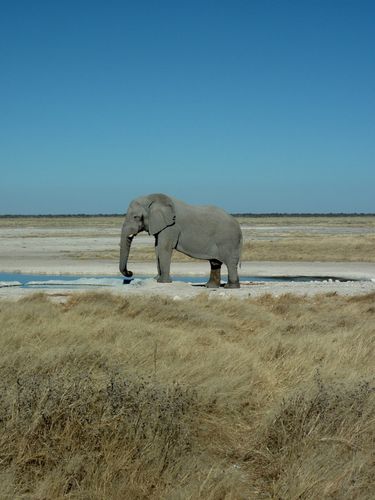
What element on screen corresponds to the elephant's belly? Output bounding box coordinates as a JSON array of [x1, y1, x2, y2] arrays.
[[176, 236, 219, 261]]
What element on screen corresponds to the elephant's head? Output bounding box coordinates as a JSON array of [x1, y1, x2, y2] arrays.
[[119, 194, 176, 277]]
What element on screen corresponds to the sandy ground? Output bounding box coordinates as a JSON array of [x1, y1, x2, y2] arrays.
[[1, 222, 375, 300], [1, 277, 375, 302]]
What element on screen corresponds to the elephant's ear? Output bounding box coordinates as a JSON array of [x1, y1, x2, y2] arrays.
[[148, 195, 176, 235]]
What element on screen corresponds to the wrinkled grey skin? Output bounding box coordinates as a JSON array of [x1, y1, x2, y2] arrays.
[[120, 194, 243, 288]]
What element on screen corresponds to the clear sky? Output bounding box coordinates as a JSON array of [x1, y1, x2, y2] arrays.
[[1, 0, 374, 214]]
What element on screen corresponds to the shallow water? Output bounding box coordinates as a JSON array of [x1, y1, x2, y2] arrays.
[[0, 272, 357, 289]]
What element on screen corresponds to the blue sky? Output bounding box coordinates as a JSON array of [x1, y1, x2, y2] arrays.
[[1, 0, 374, 214]]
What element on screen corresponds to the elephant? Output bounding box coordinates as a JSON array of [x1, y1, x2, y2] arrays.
[[119, 193, 243, 288]]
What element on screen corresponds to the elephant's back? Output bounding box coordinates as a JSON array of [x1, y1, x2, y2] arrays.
[[174, 199, 242, 252], [173, 197, 238, 224]]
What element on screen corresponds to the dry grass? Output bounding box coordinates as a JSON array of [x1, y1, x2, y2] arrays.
[[0, 216, 124, 229], [0, 292, 374, 498], [242, 234, 375, 262], [238, 216, 375, 227]]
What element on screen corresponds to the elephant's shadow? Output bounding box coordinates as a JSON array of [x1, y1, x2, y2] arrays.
[[191, 283, 227, 288]]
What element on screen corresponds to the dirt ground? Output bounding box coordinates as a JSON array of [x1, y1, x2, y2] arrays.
[[1, 216, 374, 300]]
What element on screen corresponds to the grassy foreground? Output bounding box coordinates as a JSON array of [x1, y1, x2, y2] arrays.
[[0, 293, 374, 498]]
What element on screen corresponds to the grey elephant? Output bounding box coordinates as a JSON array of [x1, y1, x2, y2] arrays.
[[119, 193, 243, 288]]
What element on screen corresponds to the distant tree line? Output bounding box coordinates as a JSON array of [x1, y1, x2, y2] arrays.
[[232, 213, 375, 217], [0, 214, 124, 218], [1, 213, 374, 218]]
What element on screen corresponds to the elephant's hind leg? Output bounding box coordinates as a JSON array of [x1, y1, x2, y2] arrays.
[[224, 257, 240, 288], [206, 259, 222, 288]]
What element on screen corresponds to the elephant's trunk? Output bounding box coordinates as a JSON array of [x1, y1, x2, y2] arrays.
[[119, 226, 134, 277]]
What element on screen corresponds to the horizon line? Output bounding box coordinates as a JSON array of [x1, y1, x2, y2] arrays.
[[1, 212, 375, 218]]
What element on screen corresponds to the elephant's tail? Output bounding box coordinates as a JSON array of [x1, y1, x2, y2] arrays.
[[239, 231, 243, 269]]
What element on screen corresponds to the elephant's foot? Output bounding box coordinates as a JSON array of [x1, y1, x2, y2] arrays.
[[157, 276, 172, 284], [224, 281, 240, 289], [205, 280, 220, 288]]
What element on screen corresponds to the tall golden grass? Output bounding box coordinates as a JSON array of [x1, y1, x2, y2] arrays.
[[0, 292, 374, 498]]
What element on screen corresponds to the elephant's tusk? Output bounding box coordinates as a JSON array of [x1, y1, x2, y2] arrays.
[[128, 234, 134, 238]]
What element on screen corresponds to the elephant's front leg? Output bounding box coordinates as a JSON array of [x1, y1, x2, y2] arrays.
[[154, 229, 175, 283]]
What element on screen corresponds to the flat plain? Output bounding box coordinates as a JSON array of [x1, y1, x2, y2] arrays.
[[1, 215, 375, 266], [0, 216, 374, 498]]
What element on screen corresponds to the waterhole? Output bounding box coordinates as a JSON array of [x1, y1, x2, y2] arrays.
[[0, 272, 359, 289]]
